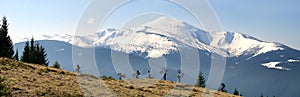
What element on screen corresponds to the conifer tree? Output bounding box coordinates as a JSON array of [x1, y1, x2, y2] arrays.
[[29, 38, 35, 63], [233, 88, 239, 95], [196, 72, 205, 88], [260, 93, 264, 97], [39, 45, 48, 66], [21, 37, 48, 66], [0, 16, 14, 58], [21, 41, 30, 62]]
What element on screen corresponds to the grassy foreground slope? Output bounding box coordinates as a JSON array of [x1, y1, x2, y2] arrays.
[[0, 57, 83, 96], [0, 58, 239, 97]]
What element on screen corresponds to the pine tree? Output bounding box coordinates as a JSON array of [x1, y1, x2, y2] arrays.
[[260, 93, 264, 97], [35, 43, 40, 63], [21, 37, 48, 66], [21, 41, 30, 62], [38, 45, 49, 66], [52, 61, 60, 69], [29, 37, 35, 63], [233, 88, 239, 95], [196, 72, 205, 88], [0, 16, 14, 58], [13, 48, 19, 61]]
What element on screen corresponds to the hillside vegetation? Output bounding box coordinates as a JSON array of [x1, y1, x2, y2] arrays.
[[0, 58, 239, 97]]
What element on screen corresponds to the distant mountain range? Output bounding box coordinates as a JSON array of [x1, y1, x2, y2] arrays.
[[14, 16, 300, 97]]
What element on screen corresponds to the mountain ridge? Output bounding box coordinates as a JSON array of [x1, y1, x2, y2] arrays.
[[13, 16, 291, 58]]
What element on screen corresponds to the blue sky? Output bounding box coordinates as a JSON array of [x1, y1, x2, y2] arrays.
[[209, 0, 300, 50], [0, 0, 299, 50]]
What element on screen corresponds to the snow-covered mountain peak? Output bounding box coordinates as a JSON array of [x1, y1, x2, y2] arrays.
[[13, 16, 288, 58], [133, 16, 211, 46], [140, 16, 183, 28], [138, 16, 205, 35], [91, 16, 224, 58], [210, 31, 284, 56]]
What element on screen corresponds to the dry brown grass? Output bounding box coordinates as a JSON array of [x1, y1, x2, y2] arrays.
[[0, 57, 240, 97], [0, 58, 83, 96]]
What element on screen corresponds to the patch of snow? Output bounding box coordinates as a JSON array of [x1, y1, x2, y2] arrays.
[[280, 55, 285, 58], [205, 52, 209, 56], [246, 57, 252, 60], [253, 43, 284, 56], [261, 62, 290, 70], [287, 59, 299, 63], [56, 48, 64, 51], [148, 49, 165, 58]]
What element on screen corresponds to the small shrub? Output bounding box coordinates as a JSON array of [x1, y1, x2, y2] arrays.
[[192, 88, 198, 92], [100, 76, 115, 80], [59, 71, 65, 74], [52, 61, 60, 69], [129, 86, 134, 89]]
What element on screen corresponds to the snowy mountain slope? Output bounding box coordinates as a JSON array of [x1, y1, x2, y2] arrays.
[[210, 31, 285, 57], [92, 18, 227, 58], [14, 16, 288, 59], [14, 33, 98, 47]]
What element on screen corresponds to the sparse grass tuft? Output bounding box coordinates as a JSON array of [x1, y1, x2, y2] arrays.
[[0, 77, 12, 96]]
